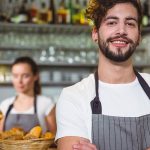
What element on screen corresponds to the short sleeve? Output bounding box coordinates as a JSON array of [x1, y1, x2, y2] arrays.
[[37, 95, 55, 116], [45, 100, 55, 116], [55, 88, 89, 141], [0, 97, 14, 115]]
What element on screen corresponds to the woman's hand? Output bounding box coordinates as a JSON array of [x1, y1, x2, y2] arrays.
[[72, 139, 97, 150]]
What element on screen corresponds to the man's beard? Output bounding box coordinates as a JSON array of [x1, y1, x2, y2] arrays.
[[98, 35, 139, 62]]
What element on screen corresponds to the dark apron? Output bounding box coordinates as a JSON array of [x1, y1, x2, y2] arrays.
[[3, 96, 40, 132], [91, 70, 150, 150]]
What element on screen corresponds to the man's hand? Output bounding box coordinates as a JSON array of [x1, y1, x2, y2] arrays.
[[72, 139, 97, 150]]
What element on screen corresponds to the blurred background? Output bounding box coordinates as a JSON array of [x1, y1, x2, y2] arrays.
[[0, 0, 150, 102]]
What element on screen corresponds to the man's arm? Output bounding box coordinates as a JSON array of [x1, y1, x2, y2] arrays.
[[57, 136, 89, 150]]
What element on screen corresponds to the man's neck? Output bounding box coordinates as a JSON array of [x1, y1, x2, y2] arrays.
[[98, 55, 136, 84]]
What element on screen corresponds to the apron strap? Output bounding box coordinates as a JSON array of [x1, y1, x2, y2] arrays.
[[134, 69, 150, 99], [3, 95, 37, 131], [34, 95, 37, 114], [3, 103, 13, 131], [91, 70, 102, 114], [91, 69, 150, 114]]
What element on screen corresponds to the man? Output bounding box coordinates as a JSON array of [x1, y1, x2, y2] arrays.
[[56, 0, 150, 150]]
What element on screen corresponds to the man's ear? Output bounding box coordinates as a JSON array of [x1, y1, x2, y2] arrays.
[[92, 27, 98, 43]]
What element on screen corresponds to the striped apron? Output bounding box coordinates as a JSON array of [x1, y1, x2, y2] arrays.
[[91, 70, 150, 150], [3, 96, 40, 132]]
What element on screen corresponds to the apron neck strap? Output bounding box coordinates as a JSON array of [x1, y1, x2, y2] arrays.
[[34, 95, 37, 114], [3, 103, 13, 131], [91, 69, 150, 114], [134, 69, 150, 99], [94, 70, 99, 98], [3, 95, 37, 131], [91, 70, 102, 114]]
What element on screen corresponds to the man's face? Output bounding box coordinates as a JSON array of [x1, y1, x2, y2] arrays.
[[94, 3, 140, 62]]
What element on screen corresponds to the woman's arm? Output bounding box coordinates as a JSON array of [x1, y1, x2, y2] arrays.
[[0, 117, 4, 131], [46, 105, 56, 134]]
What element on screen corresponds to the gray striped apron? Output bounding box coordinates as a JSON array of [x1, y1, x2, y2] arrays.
[[91, 70, 150, 150], [3, 96, 40, 132]]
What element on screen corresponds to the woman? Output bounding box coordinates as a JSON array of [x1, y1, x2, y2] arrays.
[[0, 56, 56, 134]]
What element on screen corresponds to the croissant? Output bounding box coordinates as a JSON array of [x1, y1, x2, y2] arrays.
[[42, 132, 55, 139]]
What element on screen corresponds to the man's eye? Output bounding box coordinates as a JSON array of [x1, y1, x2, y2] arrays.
[[127, 22, 136, 27], [107, 22, 117, 25]]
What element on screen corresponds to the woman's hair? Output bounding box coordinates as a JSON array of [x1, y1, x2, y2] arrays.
[[86, 0, 142, 29], [11, 56, 41, 95]]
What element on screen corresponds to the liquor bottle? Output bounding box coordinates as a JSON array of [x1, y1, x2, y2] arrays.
[[38, 2, 48, 24], [56, 0, 67, 24], [147, 1, 150, 27], [28, 0, 38, 23], [72, 0, 81, 24], [10, 0, 29, 23], [65, 0, 72, 24], [7, 0, 14, 19], [47, 0, 56, 24], [142, 0, 149, 27], [80, 0, 88, 25]]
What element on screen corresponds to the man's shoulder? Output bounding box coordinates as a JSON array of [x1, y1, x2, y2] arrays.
[[63, 74, 95, 96], [58, 73, 95, 105], [140, 72, 150, 85]]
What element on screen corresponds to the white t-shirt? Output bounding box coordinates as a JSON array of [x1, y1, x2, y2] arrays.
[[0, 95, 54, 133], [56, 73, 150, 142]]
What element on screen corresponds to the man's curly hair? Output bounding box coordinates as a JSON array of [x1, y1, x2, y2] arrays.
[[86, 0, 142, 29]]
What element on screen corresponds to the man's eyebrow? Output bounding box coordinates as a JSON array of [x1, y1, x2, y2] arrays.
[[104, 16, 118, 21], [125, 17, 138, 22], [104, 16, 138, 22]]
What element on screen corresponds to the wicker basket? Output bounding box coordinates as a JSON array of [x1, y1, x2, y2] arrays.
[[0, 138, 54, 150]]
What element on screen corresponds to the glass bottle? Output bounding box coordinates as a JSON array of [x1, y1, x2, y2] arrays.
[[72, 0, 81, 24], [47, 0, 56, 24], [56, 0, 67, 24]]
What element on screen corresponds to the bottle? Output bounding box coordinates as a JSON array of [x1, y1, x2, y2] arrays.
[[47, 0, 55, 24], [38, 2, 48, 24], [142, 0, 149, 27], [72, 0, 81, 24], [56, 0, 67, 24], [28, 0, 38, 23], [65, 0, 72, 24], [10, 0, 29, 23], [147, 1, 150, 26], [7, 0, 14, 19], [80, 0, 88, 25]]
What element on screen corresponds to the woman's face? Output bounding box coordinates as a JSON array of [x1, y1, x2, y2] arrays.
[[11, 63, 38, 95]]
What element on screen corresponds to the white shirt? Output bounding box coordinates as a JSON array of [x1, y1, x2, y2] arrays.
[[0, 95, 54, 133], [56, 73, 150, 141]]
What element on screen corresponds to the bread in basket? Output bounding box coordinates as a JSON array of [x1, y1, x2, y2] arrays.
[[0, 126, 55, 150]]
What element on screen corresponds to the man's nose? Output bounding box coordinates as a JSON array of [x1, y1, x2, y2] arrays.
[[117, 23, 127, 35]]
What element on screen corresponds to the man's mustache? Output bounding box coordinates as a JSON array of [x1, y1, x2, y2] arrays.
[[107, 35, 134, 44]]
